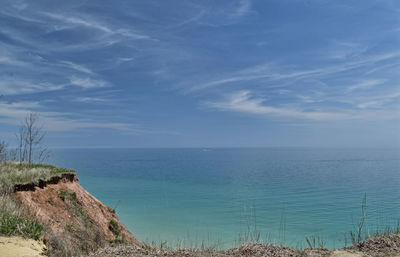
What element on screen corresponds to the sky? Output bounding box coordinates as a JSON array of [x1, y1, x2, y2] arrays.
[[0, 0, 399, 148]]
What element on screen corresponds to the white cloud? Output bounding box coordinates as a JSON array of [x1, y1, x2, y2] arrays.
[[116, 57, 135, 66], [0, 101, 44, 125], [206, 91, 400, 121], [0, 78, 64, 95], [346, 79, 384, 92], [325, 41, 368, 60], [43, 119, 135, 132], [114, 28, 151, 40], [188, 51, 400, 92], [0, 75, 107, 96], [205, 91, 350, 120], [0, 56, 26, 66], [235, 0, 252, 17], [296, 95, 322, 103], [74, 97, 107, 103], [357, 101, 382, 109], [69, 76, 107, 89], [43, 12, 151, 40], [44, 13, 113, 33], [0, 101, 136, 133], [60, 61, 94, 75], [353, 91, 400, 109]]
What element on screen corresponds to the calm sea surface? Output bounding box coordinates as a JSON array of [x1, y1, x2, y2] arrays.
[[50, 148, 400, 249]]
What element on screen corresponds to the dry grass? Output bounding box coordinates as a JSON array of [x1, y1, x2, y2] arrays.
[[0, 194, 21, 216], [0, 162, 75, 185]]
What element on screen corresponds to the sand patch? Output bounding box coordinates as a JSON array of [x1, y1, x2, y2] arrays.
[[330, 250, 365, 257], [0, 236, 46, 257]]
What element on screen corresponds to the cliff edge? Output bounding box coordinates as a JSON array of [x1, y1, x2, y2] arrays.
[[13, 172, 143, 256]]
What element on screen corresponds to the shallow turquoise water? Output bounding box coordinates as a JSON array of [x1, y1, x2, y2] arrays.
[[50, 148, 400, 249]]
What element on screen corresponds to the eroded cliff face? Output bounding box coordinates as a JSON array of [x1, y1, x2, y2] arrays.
[[13, 174, 142, 256]]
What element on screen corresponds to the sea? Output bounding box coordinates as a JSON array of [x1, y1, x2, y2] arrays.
[[49, 148, 400, 249]]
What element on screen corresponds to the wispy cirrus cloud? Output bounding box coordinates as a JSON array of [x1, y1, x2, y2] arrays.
[[205, 90, 399, 121], [179, 0, 254, 27], [44, 13, 113, 33], [1, 0, 399, 147], [69, 76, 107, 89], [0, 101, 137, 133], [0, 78, 64, 95], [0, 38, 109, 96], [179, 44, 400, 123], [0, 100, 181, 136], [0, 73, 107, 96], [60, 61, 94, 75], [43, 12, 151, 40], [324, 41, 369, 60], [346, 79, 385, 92], [205, 91, 350, 120], [187, 51, 400, 92]]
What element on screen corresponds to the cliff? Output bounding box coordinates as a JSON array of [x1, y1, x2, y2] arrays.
[[13, 172, 143, 256]]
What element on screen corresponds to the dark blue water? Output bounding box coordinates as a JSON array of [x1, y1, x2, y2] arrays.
[[49, 148, 400, 249]]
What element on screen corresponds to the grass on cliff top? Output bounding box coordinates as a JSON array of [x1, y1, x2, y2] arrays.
[[0, 162, 75, 185]]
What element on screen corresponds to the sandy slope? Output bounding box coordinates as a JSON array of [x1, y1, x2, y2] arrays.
[[0, 236, 46, 257]]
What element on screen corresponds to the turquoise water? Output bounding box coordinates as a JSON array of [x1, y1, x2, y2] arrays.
[[50, 148, 400, 249]]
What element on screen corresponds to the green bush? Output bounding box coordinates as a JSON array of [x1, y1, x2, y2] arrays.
[[0, 211, 43, 240], [58, 189, 68, 201], [109, 219, 121, 237]]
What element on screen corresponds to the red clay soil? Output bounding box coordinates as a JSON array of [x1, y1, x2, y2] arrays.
[[13, 174, 143, 256]]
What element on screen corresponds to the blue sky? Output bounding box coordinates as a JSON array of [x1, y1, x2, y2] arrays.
[[0, 0, 399, 148]]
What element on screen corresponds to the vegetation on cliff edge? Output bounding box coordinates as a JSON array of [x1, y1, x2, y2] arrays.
[[0, 162, 75, 241]]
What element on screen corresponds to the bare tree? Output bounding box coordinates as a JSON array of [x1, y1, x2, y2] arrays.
[[38, 146, 51, 164], [0, 141, 8, 163], [23, 112, 46, 165], [8, 148, 17, 162], [16, 126, 27, 163]]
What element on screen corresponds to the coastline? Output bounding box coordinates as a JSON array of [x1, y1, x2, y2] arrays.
[[1, 163, 399, 256], [50, 148, 400, 250]]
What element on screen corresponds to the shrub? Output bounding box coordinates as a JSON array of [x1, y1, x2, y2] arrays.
[[0, 211, 43, 240], [109, 219, 121, 237]]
